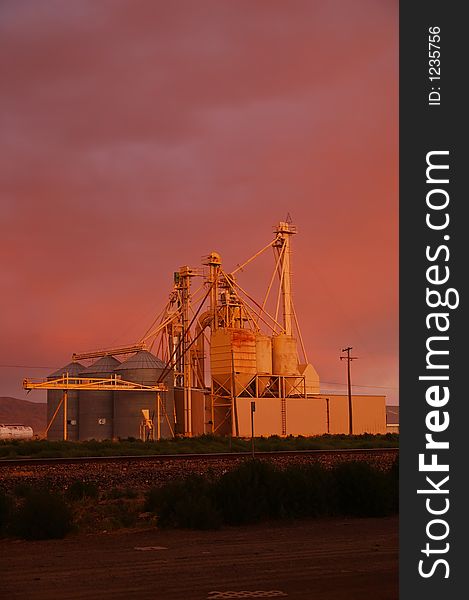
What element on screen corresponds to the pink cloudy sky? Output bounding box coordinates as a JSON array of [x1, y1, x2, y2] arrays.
[[0, 0, 398, 405]]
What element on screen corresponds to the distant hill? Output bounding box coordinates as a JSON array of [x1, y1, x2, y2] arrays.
[[0, 397, 47, 435]]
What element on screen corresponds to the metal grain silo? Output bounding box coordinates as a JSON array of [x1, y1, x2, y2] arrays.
[[256, 334, 272, 396], [256, 334, 272, 374], [113, 350, 174, 440], [47, 361, 84, 441], [272, 333, 299, 376], [210, 328, 257, 435], [210, 328, 257, 395], [78, 356, 121, 440], [272, 333, 301, 397]]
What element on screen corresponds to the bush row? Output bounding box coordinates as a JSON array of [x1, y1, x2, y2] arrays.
[[0, 457, 398, 539], [0, 480, 136, 540], [144, 458, 399, 530]]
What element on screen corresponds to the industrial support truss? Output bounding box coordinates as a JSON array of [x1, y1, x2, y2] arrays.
[[211, 374, 307, 436], [211, 374, 307, 400], [23, 376, 169, 441], [23, 375, 167, 392]]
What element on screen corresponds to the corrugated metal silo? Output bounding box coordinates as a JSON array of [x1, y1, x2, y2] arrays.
[[272, 333, 301, 397], [210, 328, 257, 435], [113, 350, 175, 440], [47, 361, 84, 441], [256, 334, 272, 396], [256, 334, 272, 374], [78, 356, 121, 440], [211, 328, 257, 395], [272, 334, 299, 375]]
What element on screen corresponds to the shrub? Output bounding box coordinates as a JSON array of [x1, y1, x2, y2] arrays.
[[13, 482, 34, 498], [331, 461, 391, 517], [105, 487, 138, 500], [0, 490, 13, 535], [104, 499, 140, 529], [66, 480, 99, 501], [11, 490, 73, 540], [279, 464, 332, 518], [213, 460, 285, 524], [388, 455, 399, 513], [146, 475, 221, 530], [212, 460, 335, 523]]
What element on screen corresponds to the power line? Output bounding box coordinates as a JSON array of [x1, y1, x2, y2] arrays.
[[320, 381, 399, 390], [0, 365, 56, 369], [0, 366, 399, 391]]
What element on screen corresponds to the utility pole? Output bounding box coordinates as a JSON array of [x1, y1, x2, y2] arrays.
[[340, 347, 357, 435], [250, 401, 256, 458]]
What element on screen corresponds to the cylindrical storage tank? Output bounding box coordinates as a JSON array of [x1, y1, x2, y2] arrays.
[[113, 350, 175, 440], [256, 334, 273, 397], [0, 425, 34, 440], [210, 328, 257, 396], [78, 356, 121, 441], [272, 334, 299, 376], [256, 334, 272, 374], [47, 361, 85, 441], [210, 328, 257, 435]]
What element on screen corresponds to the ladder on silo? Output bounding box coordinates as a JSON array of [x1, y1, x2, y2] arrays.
[[281, 398, 287, 436]]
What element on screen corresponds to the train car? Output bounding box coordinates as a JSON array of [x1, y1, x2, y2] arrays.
[[0, 424, 34, 440]]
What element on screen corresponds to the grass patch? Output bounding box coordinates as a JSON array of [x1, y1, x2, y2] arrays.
[[0, 433, 398, 460]]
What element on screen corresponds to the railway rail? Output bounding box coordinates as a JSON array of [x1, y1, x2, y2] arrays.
[[0, 447, 398, 466]]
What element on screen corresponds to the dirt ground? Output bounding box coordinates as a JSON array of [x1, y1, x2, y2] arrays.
[[0, 516, 398, 600]]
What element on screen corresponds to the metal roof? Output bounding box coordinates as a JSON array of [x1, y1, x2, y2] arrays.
[[114, 350, 166, 371], [80, 355, 121, 374], [48, 361, 85, 378]]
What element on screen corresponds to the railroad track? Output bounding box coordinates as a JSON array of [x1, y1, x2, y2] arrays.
[[0, 447, 398, 467]]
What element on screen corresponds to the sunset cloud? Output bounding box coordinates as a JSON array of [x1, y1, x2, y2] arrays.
[[0, 0, 398, 403]]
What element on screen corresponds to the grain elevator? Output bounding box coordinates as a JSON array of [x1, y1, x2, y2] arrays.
[[24, 220, 386, 440]]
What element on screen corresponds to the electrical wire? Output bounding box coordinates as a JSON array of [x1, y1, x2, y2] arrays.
[[0, 364, 398, 392], [0, 365, 57, 369]]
